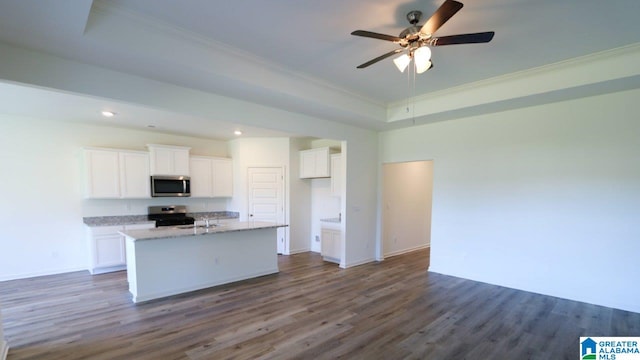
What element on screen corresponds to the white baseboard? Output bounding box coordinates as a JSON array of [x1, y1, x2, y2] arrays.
[[343, 257, 376, 268], [383, 244, 430, 259], [287, 247, 311, 255], [0, 266, 87, 281], [1, 339, 8, 360]]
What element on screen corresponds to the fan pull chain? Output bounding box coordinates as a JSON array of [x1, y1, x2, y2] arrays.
[[412, 62, 416, 125], [405, 61, 411, 114], [404, 58, 417, 125]]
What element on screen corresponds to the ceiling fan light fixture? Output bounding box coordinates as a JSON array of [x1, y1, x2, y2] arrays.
[[393, 54, 411, 73], [414, 46, 432, 74], [416, 59, 432, 74], [351, 1, 495, 72]]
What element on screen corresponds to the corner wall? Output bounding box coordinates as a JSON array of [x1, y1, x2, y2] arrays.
[[380, 88, 640, 313], [0, 42, 379, 277], [0, 114, 228, 281], [382, 161, 433, 257]]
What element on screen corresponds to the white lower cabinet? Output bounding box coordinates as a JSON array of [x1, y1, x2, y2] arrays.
[[87, 223, 154, 274], [321, 226, 341, 263]]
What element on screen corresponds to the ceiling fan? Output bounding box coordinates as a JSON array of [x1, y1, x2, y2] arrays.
[[351, 0, 494, 74]]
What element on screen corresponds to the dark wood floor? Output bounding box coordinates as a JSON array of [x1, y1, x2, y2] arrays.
[[1, 249, 638, 359]]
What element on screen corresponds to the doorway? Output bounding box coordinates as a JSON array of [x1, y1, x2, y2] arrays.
[[247, 167, 286, 254], [381, 160, 433, 259]]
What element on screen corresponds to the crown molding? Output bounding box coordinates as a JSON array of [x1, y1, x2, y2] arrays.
[[387, 42, 640, 123], [89, 1, 385, 112]]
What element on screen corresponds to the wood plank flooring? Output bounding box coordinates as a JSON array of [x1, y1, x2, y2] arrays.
[[1, 249, 638, 359]]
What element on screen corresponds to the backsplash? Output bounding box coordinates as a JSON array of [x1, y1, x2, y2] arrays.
[[82, 198, 230, 217], [83, 211, 239, 227]]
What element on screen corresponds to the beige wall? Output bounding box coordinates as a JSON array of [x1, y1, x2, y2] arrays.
[[380, 88, 640, 313], [382, 161, 433, 257]]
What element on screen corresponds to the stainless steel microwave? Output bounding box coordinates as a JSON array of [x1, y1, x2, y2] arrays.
[[150, 175, 191, 197]]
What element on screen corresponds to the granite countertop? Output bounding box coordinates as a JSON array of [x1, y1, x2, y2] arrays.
[[120, 221, 288, 241], [83, 215, 155, 227], [83, 211, 239, 227], [320, 217, 341, 223]]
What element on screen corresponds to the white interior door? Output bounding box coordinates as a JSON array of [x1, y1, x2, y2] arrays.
[[248, 167, 286, 254]]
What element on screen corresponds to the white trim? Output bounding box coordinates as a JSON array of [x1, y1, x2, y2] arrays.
[[0, 267, 87, 282], [342, 257, 376, 269], [383, 244, 430, 259], [288, 248, 310, 255], [89, 265, 126, 275], [1, 339, 8, 360], [387, 43, 640, 123]]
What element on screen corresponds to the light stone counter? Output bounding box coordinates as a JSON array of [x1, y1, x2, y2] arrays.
[[121, 221, 287, 303], [120, 221, 286, 241], [83, 211, 239, 227], [320, 217, 341, 223]]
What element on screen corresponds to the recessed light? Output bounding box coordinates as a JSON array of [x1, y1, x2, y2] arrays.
[[101, 111, 116, 118], [147, 125, 156, 128], [234, 130, 243, 136]]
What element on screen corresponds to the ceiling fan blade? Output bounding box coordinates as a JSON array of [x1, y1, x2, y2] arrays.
[[356, 49, 404, 69], [420, 0, 464, 35], [432, 31, 495, 46], [351, 30, 402, 42]]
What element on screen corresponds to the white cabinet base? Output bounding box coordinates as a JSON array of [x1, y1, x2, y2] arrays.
[[125, 228, 278, 303], [321, 225, 342, 264], [87, 223, 154, 274]]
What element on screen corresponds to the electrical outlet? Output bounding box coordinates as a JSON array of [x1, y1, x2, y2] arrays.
[[315, 235, 320, 242]]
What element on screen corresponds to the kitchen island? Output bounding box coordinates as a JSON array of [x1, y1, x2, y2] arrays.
[[120, 221, 287, 303]]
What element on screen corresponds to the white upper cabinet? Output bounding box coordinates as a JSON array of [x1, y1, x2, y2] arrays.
[[84, 148, 150, 199], [189, 157, 213, 197], [212, 158, 233, 197], [330, 154, 342, 198], [84, 149, 120, 198], [299, 147, 331, 179], [119, 151, 150, 198], [147, 144, 190, 176], [189, 156, 233, 198]]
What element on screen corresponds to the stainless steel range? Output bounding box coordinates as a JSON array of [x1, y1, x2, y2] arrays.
[[148, 205, 195, 227]]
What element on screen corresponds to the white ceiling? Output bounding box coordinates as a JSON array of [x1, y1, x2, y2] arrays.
[[0, 0, 639, 139]]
